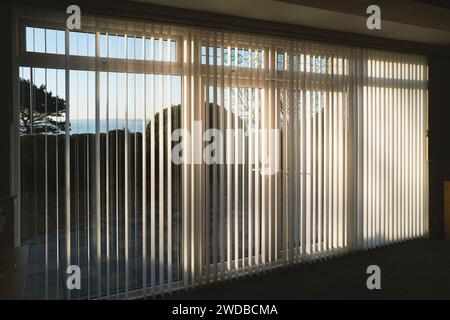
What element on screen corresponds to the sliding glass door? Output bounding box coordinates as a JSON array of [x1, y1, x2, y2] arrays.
[[14, 8, 428, 299]]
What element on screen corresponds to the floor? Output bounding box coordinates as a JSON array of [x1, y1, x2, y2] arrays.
[[24, 237, 450, 299], [24, 212, 183, 299], [168, 238, 450, 299]]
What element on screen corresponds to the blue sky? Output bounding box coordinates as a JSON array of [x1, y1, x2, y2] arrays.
[[23, 27, 182, 123], [21, 66, 182, 122]]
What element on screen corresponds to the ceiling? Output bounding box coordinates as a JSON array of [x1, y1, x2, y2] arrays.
[[132, 0, 450, 46]]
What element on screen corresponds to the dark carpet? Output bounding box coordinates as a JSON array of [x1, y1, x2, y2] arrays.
[[167, 239, 450, 299]]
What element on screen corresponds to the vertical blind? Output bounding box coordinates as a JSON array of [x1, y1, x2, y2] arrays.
[[16, 10, 428, 299]]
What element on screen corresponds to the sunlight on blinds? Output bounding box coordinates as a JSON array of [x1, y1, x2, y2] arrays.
[[17, 10, 428, 299]]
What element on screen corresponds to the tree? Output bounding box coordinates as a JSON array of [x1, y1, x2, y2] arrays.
[[20, 78, 67, 134]]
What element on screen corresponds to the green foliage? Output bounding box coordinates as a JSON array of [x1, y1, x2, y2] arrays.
[[20, 78, 67, 134]]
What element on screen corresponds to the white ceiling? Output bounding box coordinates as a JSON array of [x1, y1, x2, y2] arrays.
[[132, 0, 450, 45]]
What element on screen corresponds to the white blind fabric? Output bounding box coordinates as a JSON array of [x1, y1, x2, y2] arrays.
[[16, 11, 428, 299]]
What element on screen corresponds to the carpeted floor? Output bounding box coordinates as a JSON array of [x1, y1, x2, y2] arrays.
[[168, 239, 450, 299]]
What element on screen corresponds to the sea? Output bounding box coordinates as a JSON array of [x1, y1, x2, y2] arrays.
[[70, 119, 146, 134]]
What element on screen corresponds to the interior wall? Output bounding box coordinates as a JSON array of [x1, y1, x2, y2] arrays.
[[1, 1, 12, 198], [0, 0, 14, 249], [428, 53, 450, 239]]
